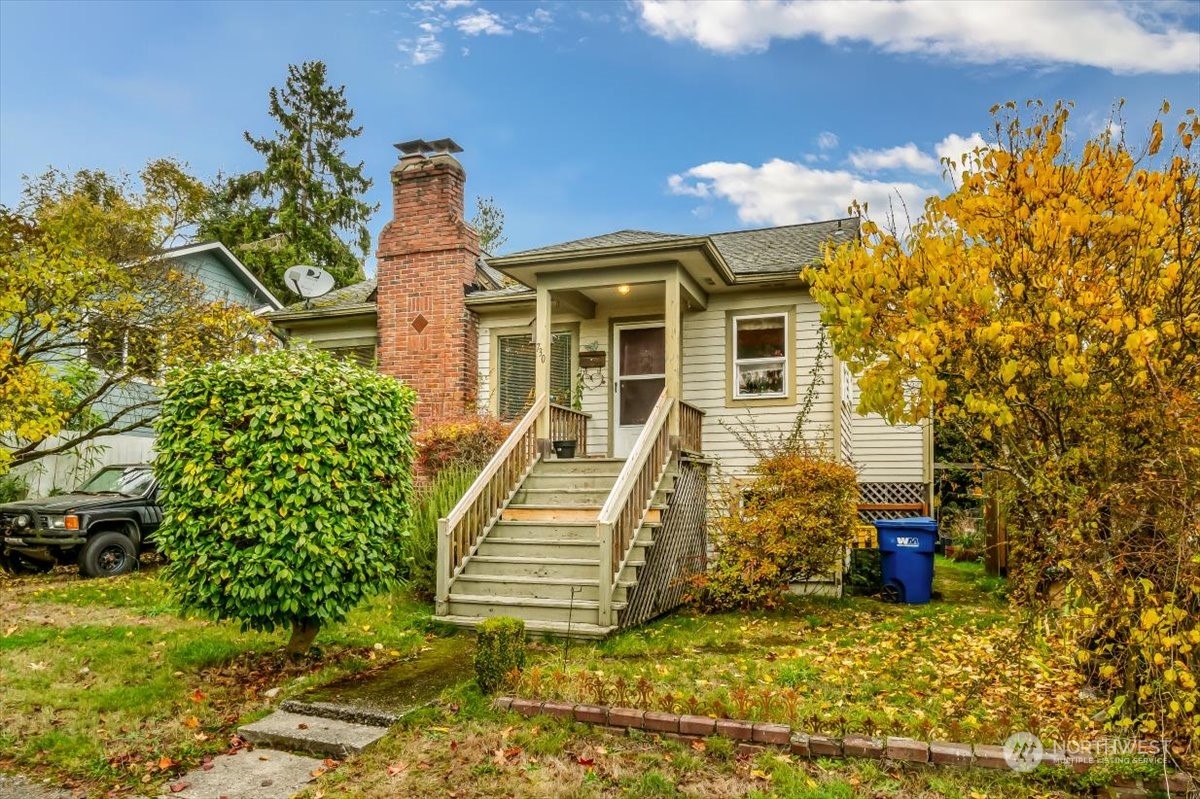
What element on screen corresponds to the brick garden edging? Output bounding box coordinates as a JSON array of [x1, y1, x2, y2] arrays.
[[493, 697, 1196, 798]]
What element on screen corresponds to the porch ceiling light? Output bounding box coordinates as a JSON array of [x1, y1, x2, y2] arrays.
[[616, 284, 632, 296]]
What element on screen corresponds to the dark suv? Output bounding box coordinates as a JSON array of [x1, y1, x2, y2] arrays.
[[0, 464, 162, 577]]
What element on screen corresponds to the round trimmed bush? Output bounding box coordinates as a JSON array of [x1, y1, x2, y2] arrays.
[[154, 347, 416, 654]]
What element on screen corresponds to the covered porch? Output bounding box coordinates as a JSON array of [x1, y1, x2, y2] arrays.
[[437, 260, 722, 636]]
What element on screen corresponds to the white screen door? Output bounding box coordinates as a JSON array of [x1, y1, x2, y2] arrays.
[[613, 323, 665, 458]]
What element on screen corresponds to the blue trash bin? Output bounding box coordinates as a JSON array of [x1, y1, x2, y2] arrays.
[[873, 517, 938, 604]]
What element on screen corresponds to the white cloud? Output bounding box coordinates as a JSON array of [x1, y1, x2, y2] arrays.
[[848, 132, 990, 175], [456, 8, 510, 35], [668, 159, 932, 227], [516, 7, 553, 33], [934, 132, 990, 171], [442, 0, 473, 7], [636, 0, 1200, 74], [849, 143, 938, 173], [398, 33, 445, 65], [816, 131, 839, 150]]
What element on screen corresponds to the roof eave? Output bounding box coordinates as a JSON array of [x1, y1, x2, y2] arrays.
[[265, 303, 378, 323], [465, 292, 535, 308], [490, 236, 738, 287], [158, 241, 284, 310]]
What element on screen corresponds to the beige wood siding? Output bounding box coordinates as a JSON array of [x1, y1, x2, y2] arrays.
[[476, 290, 927, 486], [851, 411, 926, 483], [681, 290, 834, 477], [838, 361, 856, 465]]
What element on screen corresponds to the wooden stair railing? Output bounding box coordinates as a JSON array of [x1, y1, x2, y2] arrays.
[[436, 395, 546, 614], [549, 404, 591, 456], [596, 390, 673, 628], [678, 400, 704, 454]]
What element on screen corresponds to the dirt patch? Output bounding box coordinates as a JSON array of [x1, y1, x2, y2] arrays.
[[0, 599, 161, 630], [0, 559, 168, 629], [0, 773, 83, 799]]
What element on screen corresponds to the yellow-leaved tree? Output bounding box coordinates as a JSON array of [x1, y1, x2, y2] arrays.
[[1, 161, 270, 477], [809, 101, 1198, 754]]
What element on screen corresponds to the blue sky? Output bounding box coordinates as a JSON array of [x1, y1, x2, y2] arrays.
[[2, 0, 1198, 267]]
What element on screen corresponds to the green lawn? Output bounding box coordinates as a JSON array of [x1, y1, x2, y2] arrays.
[[513, 558, 1103, 748], [0, 559, 1123, 798], [0, 565, 438, 796], [301, 559, 1112, 799]]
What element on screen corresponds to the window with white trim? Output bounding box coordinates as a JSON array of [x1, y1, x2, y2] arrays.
[[732, 313, 787, 398], [495, 331, 573, 420]]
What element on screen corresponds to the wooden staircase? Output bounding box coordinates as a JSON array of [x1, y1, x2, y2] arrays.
[[435, 393, 705, 639], [439, 458, 673, 638]]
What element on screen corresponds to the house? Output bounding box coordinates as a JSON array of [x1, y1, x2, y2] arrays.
[[15, 242, 283, 496], [267, 138, 932, 637]]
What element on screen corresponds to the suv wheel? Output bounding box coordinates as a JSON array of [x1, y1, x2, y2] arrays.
[[1, 550, 55, 575], [79, 531, 137, 578]]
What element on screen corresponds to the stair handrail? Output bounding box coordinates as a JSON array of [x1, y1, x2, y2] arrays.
[[436, 394, 546, 613], [678, 400, 705, 454], [548, 403, 591, 457], [596, 389, 673, 627]]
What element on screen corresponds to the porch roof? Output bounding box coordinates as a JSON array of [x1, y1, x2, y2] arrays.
[[480, 216, 859, 296]]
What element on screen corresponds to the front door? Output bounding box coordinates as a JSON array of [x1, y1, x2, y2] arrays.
[[613, 323, 665, 458]]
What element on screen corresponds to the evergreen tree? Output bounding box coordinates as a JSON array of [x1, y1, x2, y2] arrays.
[[205, 61, 376, 299]]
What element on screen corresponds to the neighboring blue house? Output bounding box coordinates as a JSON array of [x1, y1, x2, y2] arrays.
[[91, 241, 284, 438], [160, 241, 284, 314], [17, 241, 282, 495]]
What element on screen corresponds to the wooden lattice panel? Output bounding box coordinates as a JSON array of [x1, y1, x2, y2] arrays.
[[620, 459, 709, 630], [857, 482, 928, 522]]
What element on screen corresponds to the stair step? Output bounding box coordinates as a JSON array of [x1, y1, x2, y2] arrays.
[[447, 593, 627, 625], [534, 459, 626, 476], [452, 574, 616, 602], [521, 473, 620, 491], [464, 555, 601, 579], [436, 614, 615, 640], [239, 710, 388, 758], [448, 592, 628, 611], [512, 487, 611, 505], [502, 505, 600, 522], [488, 520, 598, 541], [474, 538, 600, 558]]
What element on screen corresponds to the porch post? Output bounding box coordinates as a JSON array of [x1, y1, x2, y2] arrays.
[[665, 271, 682, 440], [535, 284, 552, 443]]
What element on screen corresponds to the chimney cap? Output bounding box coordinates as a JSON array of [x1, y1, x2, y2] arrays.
[[395, 137, 463, 157]]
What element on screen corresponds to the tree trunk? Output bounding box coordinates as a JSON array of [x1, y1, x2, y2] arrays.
[[286, 620, 320, 656]]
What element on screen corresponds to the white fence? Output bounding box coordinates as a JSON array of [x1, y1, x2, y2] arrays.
[[11, 434, 156, 497]]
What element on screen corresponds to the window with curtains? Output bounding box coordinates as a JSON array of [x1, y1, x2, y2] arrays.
[[732, 313, 788, 398], [496, 331, 574, 420]]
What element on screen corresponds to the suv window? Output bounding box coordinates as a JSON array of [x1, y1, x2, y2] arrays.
[[78, 467, 154, 497]]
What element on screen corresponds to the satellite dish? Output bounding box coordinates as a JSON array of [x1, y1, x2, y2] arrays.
[[284, 265, 336, 299]]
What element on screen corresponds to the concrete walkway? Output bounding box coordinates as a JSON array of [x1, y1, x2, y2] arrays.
[[161, 706, 391, 799]]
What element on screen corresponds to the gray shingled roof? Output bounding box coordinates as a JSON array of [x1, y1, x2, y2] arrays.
[[711, 218, 858, 275], [507, 229, 689, 257], [502, 218, 858, 276], [476, 258, 508, 289], [467, 283, 535, 301], [288, 218, 858, 311], [284, 278, 377, 311]]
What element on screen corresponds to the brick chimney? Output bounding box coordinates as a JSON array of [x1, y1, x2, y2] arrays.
[[375, 138, 481, 424]]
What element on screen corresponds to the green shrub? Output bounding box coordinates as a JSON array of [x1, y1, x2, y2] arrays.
[[414, 415, 508, 480], [692, 454, 859, 611], [475, 616, 526, 694], [402, 466, 476, 599], [153, 347, 416, 655], [0, 474, 29, 503]]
